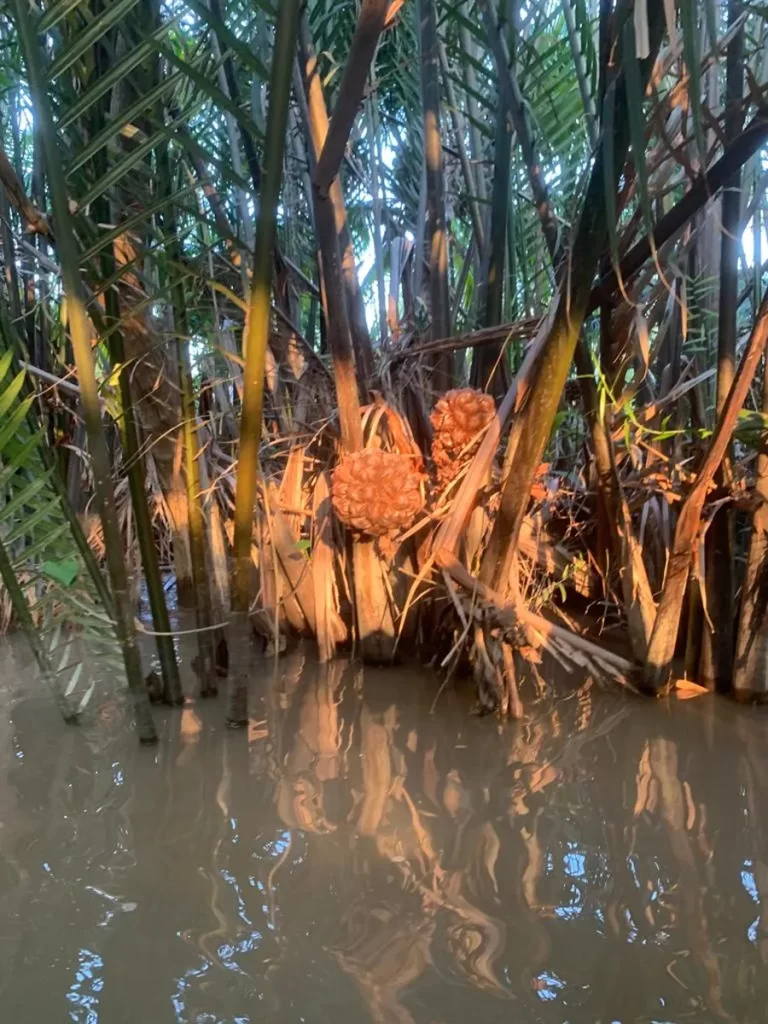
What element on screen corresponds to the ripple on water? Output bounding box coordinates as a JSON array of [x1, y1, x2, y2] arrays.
[[0, 640, 767, 1022]]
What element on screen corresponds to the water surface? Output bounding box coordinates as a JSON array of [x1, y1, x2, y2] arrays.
[[1, 641, 767, 1023]]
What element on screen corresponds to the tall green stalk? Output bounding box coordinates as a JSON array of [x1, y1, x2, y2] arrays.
[[13, 0, 157, 743], [228, 0, 302, 726], [174, 288, 218, 698]]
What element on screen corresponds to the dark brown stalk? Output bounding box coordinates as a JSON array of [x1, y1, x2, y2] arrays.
[[574, 341, 656, 658], [29, 133, 51, 389], [732, 344, 768, 702], [393, 317, 539, 363], [478, 0, 560, 265], [298, 22, 398, 660], [596, 0, 619, 406], [312, 194, 364, 453], [478, 0, 619, 567], [297, 16, 375, 384], [471, 14, 512, 396], [106, 22, 194, 610], [597, 0, 614, 116], [699, 0, 744, 691], [459, 5, 488, 210], [307, 0, 390, 362], [418, 0, 452, 387], [479, 0, 666, 596], [482, 97, 512, 329], [313, 0, 391, 196], [437, 37, 485, 255], [644, 288, 768, 694], [0, 186, 20, 326], [312, 182, 397, 659], [1, 123, 36, 363]]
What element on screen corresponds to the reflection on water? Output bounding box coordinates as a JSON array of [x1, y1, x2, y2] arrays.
[[1, 641, 767, 1023]]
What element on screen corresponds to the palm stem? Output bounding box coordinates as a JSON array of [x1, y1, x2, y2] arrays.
[[13, 0, 157, 743], [228, 0, 302, 725]]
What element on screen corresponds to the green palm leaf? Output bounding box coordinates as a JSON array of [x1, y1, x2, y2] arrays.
[[0, 330, 125, 718]]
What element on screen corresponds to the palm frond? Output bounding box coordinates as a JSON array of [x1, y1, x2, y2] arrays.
[[0, 327, 125, 717]]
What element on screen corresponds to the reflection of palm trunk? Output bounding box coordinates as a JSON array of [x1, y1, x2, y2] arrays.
[[297, 662, 344, 781], [520, 813, 543, 914], [598, 718, 651, 944], [649, 738, 728, 1017], [359, 705, 395, 836], [276, 661, 347, 833], [507, 820, 551, 992], [439, 869, 508, 998], [327, 682, 522, 1009], [328, 905, 434, 1024]]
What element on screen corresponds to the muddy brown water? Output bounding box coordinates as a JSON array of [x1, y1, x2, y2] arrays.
[[1, 639, 767, 1023]]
